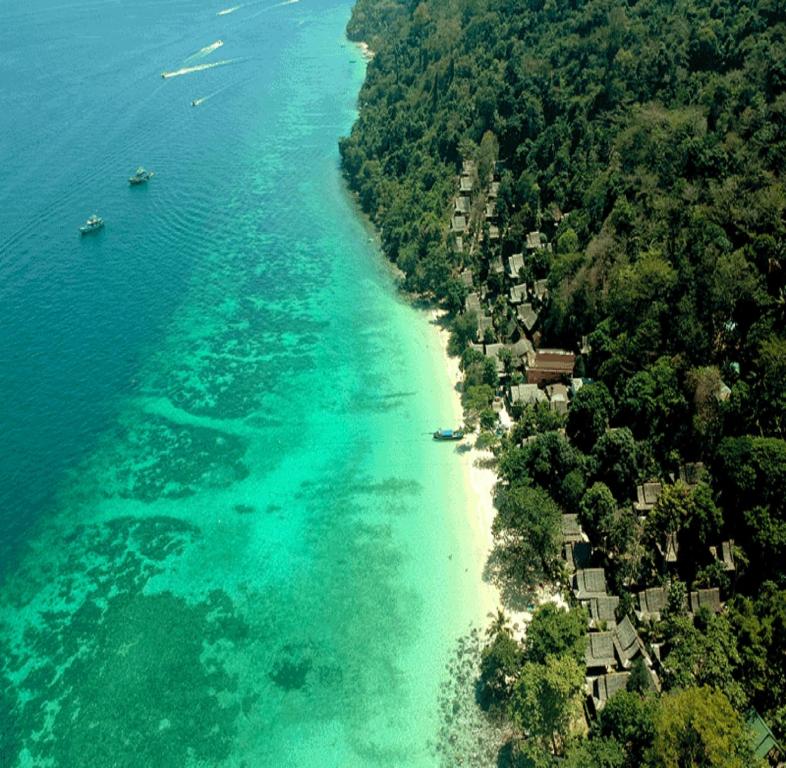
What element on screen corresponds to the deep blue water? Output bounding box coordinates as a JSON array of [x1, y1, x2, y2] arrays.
[[0, 2, 492, 765]]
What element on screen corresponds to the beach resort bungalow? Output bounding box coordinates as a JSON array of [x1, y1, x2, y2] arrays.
[[489, 255, 505, 275], [546, 383, 569, 415], [592, 672, 630, 712], [747, 711, 783, 764], [488, 180, 500, 199], [573, 568, 607, 600], [507, 253, 525, 278], [459, 269, 474, 289], [526, 349, 576, 385], [634, 482, 663, 514], [451, 214, 467, 234], [509, 283, 527, 304], [613, 615, 645, 668], [585, 632, 616, 672], [526, 230, 544, 251], [689, 587, 722, 614], [485, 201, 497, 220], [510, 383, 547, 407], [488, 225, 500, 241], [564, 540, 592, 573], [678, 462, 706, 486], [466, 292, 481, 315], [510, 336, 535, 369], [454, 196, 471, 216], [561, 514, 584, 544], [477, 314, 494, 341], [484, 343, 506, 376], [588, 595, 620, 628], [533, 278, 549, 301], [517, 303, 539, 334], [636, 586, 668, 623]]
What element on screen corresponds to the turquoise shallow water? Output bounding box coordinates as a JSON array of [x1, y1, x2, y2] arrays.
[[0, 2, 488, 765]]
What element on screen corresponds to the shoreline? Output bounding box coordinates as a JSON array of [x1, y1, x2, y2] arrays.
[[428, 308, 500, 623], [427, 307, 566, 638]]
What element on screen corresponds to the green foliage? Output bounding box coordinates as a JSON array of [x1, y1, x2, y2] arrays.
[[479, 615, 525, 716], [647, 686, 756, 768], [499, 431, 584, 506], [525, 604, 588, 666], [714, 436, 786, 582], [567, 382, 614, 453], [509, 655, 585, 757], [594, 691, 656, 768], [660, 613, 744, 708], [448, 311, 477, 356], [591, 428, 639, 501], [492, 484, 563, 589]]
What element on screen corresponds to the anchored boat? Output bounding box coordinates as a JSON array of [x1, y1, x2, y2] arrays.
[[433, 428, 464, 441], [79, 214, 104, 235], [129, 167, 154, 185]]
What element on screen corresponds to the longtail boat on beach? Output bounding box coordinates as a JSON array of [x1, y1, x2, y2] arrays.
[[433, 428, 464, 441]]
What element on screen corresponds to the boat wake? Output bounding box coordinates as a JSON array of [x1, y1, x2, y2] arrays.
[[161, 59, 237, 79], [191, 79, 244, 107], [185, 40, 224, 62], [244, 0, 300, 20], [216, 4, 241, 14]]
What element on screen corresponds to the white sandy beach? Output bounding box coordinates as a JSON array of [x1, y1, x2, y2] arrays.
[[428, 309, 566, 638]]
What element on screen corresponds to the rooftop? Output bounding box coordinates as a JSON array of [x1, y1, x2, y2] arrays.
[[561, 514, 583, 543], [635, 482, 663, 511], [533, 278, 549, 300], [613, 615, 642, 666], [507, 253, 525, 277], [690, 587, 722, 614], [510, 383, 547, 406], [574, 568, 607, 599], [517, 303, 538, 332], [585, 632, 616, 669], [589, 595, 620, 626], [509, 283, 528, 304], [636, 586, 668, 621], [593, 672, 630, 709], [526, 230, 544, 250]]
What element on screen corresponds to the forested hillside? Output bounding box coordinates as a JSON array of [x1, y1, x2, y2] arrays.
[[340, 0, 786, 765]]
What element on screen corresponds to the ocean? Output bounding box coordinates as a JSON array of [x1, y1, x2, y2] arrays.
[[0, 1, 489, 765]]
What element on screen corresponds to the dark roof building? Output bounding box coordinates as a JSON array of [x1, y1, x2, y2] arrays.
[[507, 253, 525, 277], [546, 383, 569, 415], [592, 672, 630, 711], [509, 283, 528, 304], [574, 568, 607, 600], [517, 303, 539, 333], [589, 595, 620, 627], [635, 482, 663, 513], [510, 383, 547, 407], [613, 615, 644, 668], [636, 586, 668, 622], [585, 632, 616, 671], [561, 514, 583, 544], [690, 587, 722, 614]]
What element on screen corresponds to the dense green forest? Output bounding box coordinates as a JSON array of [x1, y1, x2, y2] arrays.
[[341, 0, 786, 765]]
